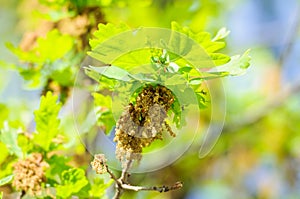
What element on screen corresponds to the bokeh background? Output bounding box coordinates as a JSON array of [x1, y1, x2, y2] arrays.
[[1, 0, 300, 198]]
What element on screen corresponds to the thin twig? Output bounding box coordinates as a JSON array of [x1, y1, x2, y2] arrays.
[[121, 181, 183, 192], [112, 159, 133, 199], [104, 162, 183, 199], [120, 159, 132, 183], [104, 164, 123, 199], [113, 187, 123, 199], [105, 165, 121, 186]]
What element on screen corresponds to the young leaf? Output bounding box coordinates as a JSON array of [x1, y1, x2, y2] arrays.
[[46, 155, 71, 178], [169, 21, 194, 56], [163, 74, 186, 86], [0, 122, 23, 158], [189, 71, 229, 82], [89, 178, 113, 198], [0, 174, 13, 186], [33, 92, 62, 151], [196, 92, 207, 109], [170, 22, 230, 65], [208, 53, 231, 66], [7, 30, 74, 64], [6, 30, 76, 89], [89, 23, 130, 50], [36, 29, 74, 62], [111, 49, 155, 70], [92, 93, 115, 133], [189, 51, 250, 80], [56, 168, 89, 198], [129, 73, 156, 82], [212, 27, 230, 41], [85, 65, 132, 82], [208, 50, 251, 76], [178, 66, 193, 73]]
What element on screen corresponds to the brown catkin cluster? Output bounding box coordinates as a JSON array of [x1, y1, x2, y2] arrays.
[[114, 85, 175, 167], [12, 153, 48, 196], [91, 154, 107, 174]]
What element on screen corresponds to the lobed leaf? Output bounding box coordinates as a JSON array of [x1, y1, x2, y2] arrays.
[[7, 30, 74, 64], [208, 49, 251, 76], [89, 23, 130, 50], [56, 168, 89, 198], [170, 22, 230, 66], [89, 179, 113, 198], [36, 29, 74, 62], [33, 92, 62, 151], [208, 53, 231, 66]]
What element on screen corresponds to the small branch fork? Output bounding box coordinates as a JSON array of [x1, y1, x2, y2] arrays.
[[103, 164, 183, 199]]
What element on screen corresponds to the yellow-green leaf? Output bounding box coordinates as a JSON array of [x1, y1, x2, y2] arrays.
[[33, 91, 62, 151]]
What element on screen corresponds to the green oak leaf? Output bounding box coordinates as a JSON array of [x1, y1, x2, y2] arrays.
[[89, 178, 113, 198], [33, 91, 62, 151], [92, 93, 115, 133], [209, 50, 251, 76], [85, 65, 131, 82], [56, 168, 89, 198], [170, 21, 230, 66], [36, 30, 74, 62], [208, 53, 231, 66], [85, 65, 157, 83], [89, 23, 130, 50], [7, 29, 74, 64]]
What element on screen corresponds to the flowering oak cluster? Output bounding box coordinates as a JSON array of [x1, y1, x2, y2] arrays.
[[114, 84, 176, 167], [12, 153, 48, 196]]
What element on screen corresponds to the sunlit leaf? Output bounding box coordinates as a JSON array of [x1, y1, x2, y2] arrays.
[[85, 65, 131, 82], [33, 92, 62, 151], [37, 30, 74, 62], [89, 23, 130, 50], [7, 30, 74, 64], [169, 21, 194, 56], [209, 53, 231, 66], [212, 27, 230, 41], [0, 175, 13, 186], [0, 122, 23, 158], [89, 178, 113, 198], [209, 50, 251, 76], [92, 93, 115, 133], [112, 49, 154, 70], [189, 71, 230, 82], [46, 155, 71, 184], [56, 168, 89, 198], [170, 22, 230, 65]]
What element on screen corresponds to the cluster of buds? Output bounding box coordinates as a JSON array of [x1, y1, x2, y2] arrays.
[[114, 85, 175, 167], [91, 154, 107, 174], [12, 153, 48, 196]]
